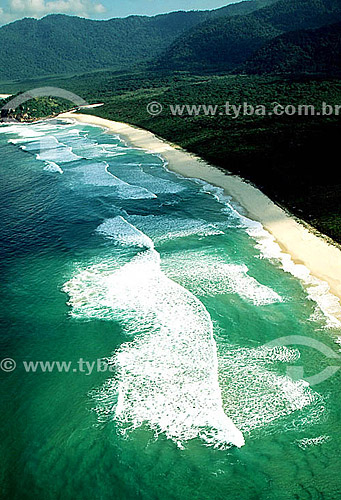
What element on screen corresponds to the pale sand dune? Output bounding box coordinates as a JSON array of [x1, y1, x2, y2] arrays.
[[59, 112, 341, 312]]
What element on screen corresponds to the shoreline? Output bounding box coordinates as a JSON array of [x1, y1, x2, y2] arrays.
[[58, 112, 341, 317]]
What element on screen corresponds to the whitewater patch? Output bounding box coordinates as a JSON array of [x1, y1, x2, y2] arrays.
[[55, 132, 125, 159], [162, 250, 282, 306], [82, 142, 129, 160], [3, 124, 46, 139], [127, 214, 226, 242], [16, 135, 62, 151], [108, 163, 185, 195], [296, 435, 331, 449], [243, 219, 341, 329], [217, 344, 323, 435], [70, 162, 157, 199], [96, 216, 154, 248], [4, 122, 68, 142], [43, 161, 63, 174], [36, 141, 81, 163], [8, 128, 82, 164], [63, 218, 244, 449], [193, 180, 341, 329], [63, 247, 319, 444]]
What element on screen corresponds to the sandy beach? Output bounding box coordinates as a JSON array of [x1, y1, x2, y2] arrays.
[[0, 94, 12, 99], [59, 112, 341, 314]]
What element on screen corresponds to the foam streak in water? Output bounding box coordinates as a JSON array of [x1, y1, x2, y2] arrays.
[[162, 250, 282, 306], [96, 216, 154, 248], [196, 181, 341, 328], [63, 218, 244, 449], [71, 162, 157, 199], [43, 161, 63, 174]]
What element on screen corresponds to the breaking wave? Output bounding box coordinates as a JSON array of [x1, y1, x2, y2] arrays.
[[63, 217, 245, 449]]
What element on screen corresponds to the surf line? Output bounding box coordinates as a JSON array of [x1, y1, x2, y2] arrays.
[[66, 216, 245, 448]]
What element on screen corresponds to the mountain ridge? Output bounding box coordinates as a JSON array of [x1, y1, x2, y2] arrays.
[[0, 0, 278, 80], [241, 21, 341, 74], [155, 0, 341, 71]]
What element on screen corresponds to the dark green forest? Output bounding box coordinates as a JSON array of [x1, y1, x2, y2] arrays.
[[243, 21, 341, 74], [0, 96, 71, 120], [154, 0, 341, 71], [0, 12, 206, 79], [0, 0, 277, 80], [2, 0, 341, 79]]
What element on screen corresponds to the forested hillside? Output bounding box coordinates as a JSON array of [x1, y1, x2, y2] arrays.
[[155, 0, 341, 71], [0, 12, 206, 80], [0, 0, 276, 80], [242, 21, 341, 74]]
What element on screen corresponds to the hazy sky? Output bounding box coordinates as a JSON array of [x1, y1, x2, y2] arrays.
[[0, 0, 239, 25]]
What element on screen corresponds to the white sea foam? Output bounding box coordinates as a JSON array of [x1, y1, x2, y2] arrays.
[[196, 181, 341, 329], [3, 125, 46, 138], [43, 161, 63, 174], [60, 136, 124, 159], [70, 162, 157, 199], [296, 435, 331, 449], [218, 344, 322, 434], [63, 219, 245, 449], [151, 162, 340, 328], [83, 147, 126, 159], [37, 144, 81, 163], [23, 135, 63, 151], [9, 137, 44, 145], [96, 216, 154, 248], [110, 164, 185, 194], [128, 214, 225, 242], [242, 220, 341, 329], [163, 250, 282, 306], [63, 245, 320, 445], [99, 143, 132, 154], [7, 127, 82, 163]]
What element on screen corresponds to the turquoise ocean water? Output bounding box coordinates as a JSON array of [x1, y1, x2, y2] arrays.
[[0, 119, 340, 499]]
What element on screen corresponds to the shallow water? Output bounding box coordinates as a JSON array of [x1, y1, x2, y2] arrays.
[[0, 119, 340, 499]]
